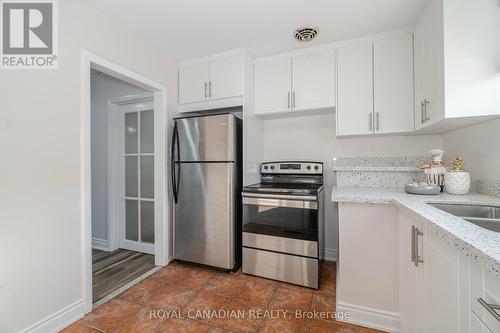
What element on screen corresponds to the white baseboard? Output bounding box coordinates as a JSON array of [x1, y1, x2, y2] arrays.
[[324, 248, 338, 262], [92, 237, 109, 251], [336, 301, 401, 333], [20, 300, 84, 333]]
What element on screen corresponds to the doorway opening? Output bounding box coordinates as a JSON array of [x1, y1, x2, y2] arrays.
[[82, 51, 168, 312]]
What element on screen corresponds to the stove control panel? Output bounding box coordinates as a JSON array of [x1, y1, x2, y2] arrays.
[[261, 162, 323, 174]]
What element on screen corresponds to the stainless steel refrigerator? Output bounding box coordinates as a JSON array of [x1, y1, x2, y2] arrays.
[[171, 113, 242, 270]]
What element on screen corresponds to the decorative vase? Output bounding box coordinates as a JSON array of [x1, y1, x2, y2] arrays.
[[445, 172, 471, 194], [445, 156, 471, 194]]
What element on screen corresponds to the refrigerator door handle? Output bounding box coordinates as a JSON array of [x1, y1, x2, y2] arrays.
[[171, 121, 179, 203], [175, 124, 181, 201]]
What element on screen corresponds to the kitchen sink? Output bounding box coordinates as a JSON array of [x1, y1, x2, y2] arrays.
[[429, 203, 500, 233]]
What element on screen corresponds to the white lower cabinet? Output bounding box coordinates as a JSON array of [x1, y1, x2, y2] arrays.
[[340, 204, 500, 332], [398, 210, 425, 333], [469, 259, 500, 333], [399, 208, 461, 333], [424, 229, 460, 333]]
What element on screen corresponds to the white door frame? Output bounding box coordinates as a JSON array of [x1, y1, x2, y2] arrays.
[[81, 50, 169, 313]]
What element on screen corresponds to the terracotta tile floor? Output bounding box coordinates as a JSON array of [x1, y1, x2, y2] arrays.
[[62, 261, 386, 333]]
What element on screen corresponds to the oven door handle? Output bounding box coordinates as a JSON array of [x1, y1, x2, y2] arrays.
[[241, 192, 317, 201], [242, 197, 318, 209]]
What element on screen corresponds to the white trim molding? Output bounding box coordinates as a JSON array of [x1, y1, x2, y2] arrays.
[[336, 301, 401, 333], [91, 238, 110, 251], [81, 50, 169, 314], [20, 301, 84, 333]]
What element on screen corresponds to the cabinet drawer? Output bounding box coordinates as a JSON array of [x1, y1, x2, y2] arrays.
[[470, 260, 500, 333]]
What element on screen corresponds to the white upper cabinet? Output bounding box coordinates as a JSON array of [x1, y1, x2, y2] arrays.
[[336, 42, 374, 136], [254, 57, 292, 115], [254, 49, 335, 116], [414, 0, 445, 130], [178, 49, 243, 112], [337, 34, 414, 137], [373, 34, 415, 134], [179, 61, 210, 104], [291, 50, 335, 111], [414, 0, 500, 133], [209, 53, 243, 100]]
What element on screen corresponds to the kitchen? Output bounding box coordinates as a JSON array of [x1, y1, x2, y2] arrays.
[[1, 0, 499, 332]]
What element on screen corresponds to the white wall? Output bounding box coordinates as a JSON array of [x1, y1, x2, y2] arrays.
[[261, 113, 443, 259], [0, 1, 177, 332], [444, 118, 500, 183], [90, 70, 147, 243]]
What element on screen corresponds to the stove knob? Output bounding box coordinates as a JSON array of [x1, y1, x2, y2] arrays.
[[264, 165, 268, 170], [314, 165, 319, 170], [270, 165, 275, 170], [306, 165, 311, 170]]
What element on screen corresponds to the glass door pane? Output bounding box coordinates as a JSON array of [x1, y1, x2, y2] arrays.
[[125, 200, 139, 241], [122, 107, 155, 249], [140, 156, 154, 198], [140, 110, 154, 153]]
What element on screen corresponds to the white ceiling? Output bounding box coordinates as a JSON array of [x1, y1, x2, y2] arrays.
[[90, 0, 429, 61]]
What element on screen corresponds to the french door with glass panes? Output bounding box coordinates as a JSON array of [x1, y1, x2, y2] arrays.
[[119, 101, 155, 254]]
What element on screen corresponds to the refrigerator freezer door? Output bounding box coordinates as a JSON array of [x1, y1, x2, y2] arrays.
[[175, 114, 235, 162], [174, 162, 235, 269]]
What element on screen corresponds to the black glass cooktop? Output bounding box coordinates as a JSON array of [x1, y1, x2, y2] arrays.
[[243, 182, 323, 196]]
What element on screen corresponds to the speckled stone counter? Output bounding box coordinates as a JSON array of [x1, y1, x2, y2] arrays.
[[331, 186, 500, 276]]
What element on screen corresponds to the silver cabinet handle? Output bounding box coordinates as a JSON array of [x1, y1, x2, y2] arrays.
[[287, 92, 291, 109], [369, 113, 373, 132], [204, 82, 208, 98], [420, 101, 425, 124], [292, 91, 296, 109], [376, 112, 380, 131], [411, 225, 424, 266], [208, 81, 212, 98], [423, 99, 430, 122], [478, 298, 500, 322]]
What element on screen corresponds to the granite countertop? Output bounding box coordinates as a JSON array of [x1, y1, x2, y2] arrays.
[[331, 186, 500, 275]]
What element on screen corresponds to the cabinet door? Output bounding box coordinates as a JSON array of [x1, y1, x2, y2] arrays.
[[398, 210, 426, 333], [373, 34, 414, 134], [179, 61, 210, 104], [425, 230, 460, 333], [425, 0, 445, 127], [291, 50, 335, 111], [254, 58, 292, 115], [414, 10, 429, 130], [336, 43, 373, 136], [414, 0, 445, 130], [210, 53, 243, 100]]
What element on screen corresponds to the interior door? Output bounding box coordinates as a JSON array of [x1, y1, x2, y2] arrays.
[[254, 57, 292, 115], [373, 34, 414, 134], [174, 162, 234, 269], [119, 102, 155, 254], [210, 52, 243, 100], [291, 50, 335, 111], [179, 61, 210, 104], [336, 42, 374, 136]]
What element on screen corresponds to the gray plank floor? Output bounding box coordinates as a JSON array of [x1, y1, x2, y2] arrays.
[[92, 249, 155, 303]]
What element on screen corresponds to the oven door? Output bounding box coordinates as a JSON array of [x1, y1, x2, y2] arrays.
[[242, 192, 318, 257]]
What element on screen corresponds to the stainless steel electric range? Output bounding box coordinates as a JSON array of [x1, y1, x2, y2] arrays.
[[241, 161, 324, 289]]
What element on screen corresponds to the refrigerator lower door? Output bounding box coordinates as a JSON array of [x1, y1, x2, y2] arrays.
[[174, 162, 235, 269]]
